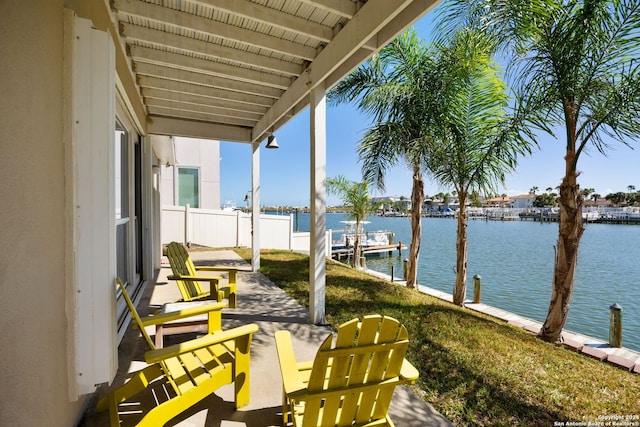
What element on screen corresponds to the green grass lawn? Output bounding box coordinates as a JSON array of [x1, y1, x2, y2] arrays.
[[235, 248, 640, 426]]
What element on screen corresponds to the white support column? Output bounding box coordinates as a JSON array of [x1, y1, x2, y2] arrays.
[[309, 81, 327, 325], [251, 142, 260, 272]]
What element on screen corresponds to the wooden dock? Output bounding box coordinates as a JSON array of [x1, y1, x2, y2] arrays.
[[332, 243, 406, 260]]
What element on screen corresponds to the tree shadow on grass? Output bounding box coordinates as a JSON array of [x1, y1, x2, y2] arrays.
[[408, 304, 567, 425]]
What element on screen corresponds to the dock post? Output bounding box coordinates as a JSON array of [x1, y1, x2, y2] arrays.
[[403, 258, 408, 281], [473, 274, 481, 303], [397, 241, 402, 256], [609, 303, 623, 348], [391, 265, 394, 283]]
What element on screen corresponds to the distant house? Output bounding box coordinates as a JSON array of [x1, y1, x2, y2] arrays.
[[424, 196, 450, 211], [483, 196, 511, 208], [584, 198, 613, 208], [510, 194, 535, 209], [157, 136, 221, 210]]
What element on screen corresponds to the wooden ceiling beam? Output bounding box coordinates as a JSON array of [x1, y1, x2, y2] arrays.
[[145, 98, 262, 121], [137, 75, 275, 107], [129, 45, 293, 89], [122, 23, 303, 76], [296, 0, 359, 19], [116, 0, 318, 60], [141, 87, 269, 115], [134, 62, 283, 99], [147, 116, 252, 142], [191, 0, 334, 42], [148, 106, 258, 127]]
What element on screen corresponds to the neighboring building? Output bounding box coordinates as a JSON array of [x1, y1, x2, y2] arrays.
[[158, 137, 221, 210], [446, 197, 460, 209], [424, 196, 446, 211], [510, 194, 535, 209], [483, 196, 511, 208], [584, 198, 613, 208]]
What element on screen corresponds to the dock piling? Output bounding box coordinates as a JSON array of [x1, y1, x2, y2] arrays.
[[403, 258, 408, 281], [473, 274, 482, 303], [609, 303, 623, 348]]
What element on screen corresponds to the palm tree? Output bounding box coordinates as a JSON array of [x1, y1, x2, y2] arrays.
[[581, 188, 595, 200], [530, 186, 539, 195], [427, 27, 532, 305], [329, 29, 436, 288], [592, 193, 601, 207], [606, 192, 627, 207], [326, 175, 379, 269], [627, 185, 636, 204], [441, 0, 640, 341]]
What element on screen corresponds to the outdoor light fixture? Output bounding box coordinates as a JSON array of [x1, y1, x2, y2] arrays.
[[266, 134, 279, 149], [244, 192, 251, 212]]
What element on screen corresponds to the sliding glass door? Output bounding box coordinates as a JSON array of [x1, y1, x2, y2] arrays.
[[115, 116, 143, 339]]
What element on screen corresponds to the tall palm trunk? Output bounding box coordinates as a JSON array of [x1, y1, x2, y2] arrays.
[[406, 166, 424, 289], [353, 219, 362, 269], [539, 106, 585, 342], [453, 191, 468, 305]]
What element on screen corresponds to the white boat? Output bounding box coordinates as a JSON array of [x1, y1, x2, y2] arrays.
[[331, 221, 394, 250], [582, 210, 600, 221], [221, 200, 238, 211]]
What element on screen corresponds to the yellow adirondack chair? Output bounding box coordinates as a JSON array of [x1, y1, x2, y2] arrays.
[[166, 241, 238, 308], [122, 276, 226, 347], [275, 315, 419, 427], [96, 278, 259, 426]]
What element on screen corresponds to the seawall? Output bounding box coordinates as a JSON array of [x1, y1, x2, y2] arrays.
[[364, 267, 640, 373]]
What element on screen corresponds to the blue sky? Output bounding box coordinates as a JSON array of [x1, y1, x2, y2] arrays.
[[220, 11, 640, 208]]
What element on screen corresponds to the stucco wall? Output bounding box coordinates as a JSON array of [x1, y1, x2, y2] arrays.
[[0, 1, 85, 425], [160, 137, 221, 209]]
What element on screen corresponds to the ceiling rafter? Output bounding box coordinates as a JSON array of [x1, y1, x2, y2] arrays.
[[296, 0, 359, 19], [116, 0, 318, 61], [134, 62, 283, 99], [191, 0, 335, 42], [122, 23, 303, 76], [138, 76, 275, 108], [129, 45, 293, 89], [148, 116, 253, 142], [145, 97, 262, 121], [149, 106, 258, 127], [141, 87, 268, 115]]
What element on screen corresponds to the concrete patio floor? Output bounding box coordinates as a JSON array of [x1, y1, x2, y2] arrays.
[[81, 250, 452, 427]]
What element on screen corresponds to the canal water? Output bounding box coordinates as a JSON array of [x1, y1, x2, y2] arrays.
[[295, 212, 640, 351]]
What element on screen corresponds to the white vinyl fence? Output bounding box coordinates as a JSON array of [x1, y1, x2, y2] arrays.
[[161, 205, 331, 256]]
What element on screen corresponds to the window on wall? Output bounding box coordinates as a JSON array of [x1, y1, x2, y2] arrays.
[[178, 167, 199, 208]]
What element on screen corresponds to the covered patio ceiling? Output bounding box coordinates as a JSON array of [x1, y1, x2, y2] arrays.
[[108, 0, 440, 144]]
